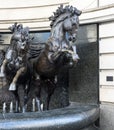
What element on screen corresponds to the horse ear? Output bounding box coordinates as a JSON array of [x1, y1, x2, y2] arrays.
[[77, 10, 82, 16], [74, 8, 82, 16]]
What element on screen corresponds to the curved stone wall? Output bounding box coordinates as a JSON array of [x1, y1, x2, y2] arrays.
[[0, 0, 113, 32], [0, 0, 69, 31]]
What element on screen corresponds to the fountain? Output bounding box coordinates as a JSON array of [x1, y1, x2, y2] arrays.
[[0, 5, 99, 130]]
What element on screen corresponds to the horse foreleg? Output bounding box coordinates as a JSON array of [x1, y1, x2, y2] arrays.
[[22, 85, 30, 113], [0, 59, 7, 77], [22, 103, 27, 113], [9, 67, 25, 91], [15, 100, 20, 112], [36, 97, 41, 111]]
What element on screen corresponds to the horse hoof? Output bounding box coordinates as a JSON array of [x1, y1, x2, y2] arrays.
[[73, 53, 80, 61], [0, 73, 5, 78], [41, 103, 43, 111], [22, 105, 27, 113], [9, 83, 16, 91], [22, 108, 26, 113]]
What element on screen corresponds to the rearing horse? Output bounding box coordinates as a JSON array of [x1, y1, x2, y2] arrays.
[[28, 5, 81, 110], [0, 23, 31, 112], [33, 5, 81, 75]]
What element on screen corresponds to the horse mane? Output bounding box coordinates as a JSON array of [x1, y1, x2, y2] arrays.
[[49, 4, 82, 27], [9, 23, 29, 34], [27, 43, 45, 59], [9, 23, 30, 40]]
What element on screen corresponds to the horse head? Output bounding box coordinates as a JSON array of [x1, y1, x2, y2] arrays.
[[47, 5, 81, 67], [49, 5, 81, 43], [9, 23, 30, 51], [63, 7, 81, 43]]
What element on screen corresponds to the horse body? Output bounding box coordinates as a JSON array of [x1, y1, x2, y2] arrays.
[[33, 7, 81, 78], [28, 5, 81, 110], [0, 23, 32, 112]]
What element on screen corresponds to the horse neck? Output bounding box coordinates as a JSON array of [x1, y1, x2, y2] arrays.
[[50, 22, 65, 41]]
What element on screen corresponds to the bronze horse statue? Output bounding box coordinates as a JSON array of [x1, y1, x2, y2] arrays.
[[27, 5, 81, 110], [0, 5, 81, 112], [0, 23, 30, 85], [0, 23, 31, 112], [34, 5, 81, 73]]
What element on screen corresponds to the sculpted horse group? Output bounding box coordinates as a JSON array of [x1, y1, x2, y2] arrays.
[[0, 5, 81, 112]]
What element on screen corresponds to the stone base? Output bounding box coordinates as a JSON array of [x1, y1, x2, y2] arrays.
[[0, 103, 99, 130]]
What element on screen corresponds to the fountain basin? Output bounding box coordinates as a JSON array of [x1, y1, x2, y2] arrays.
[[0, 102, 99, 130]]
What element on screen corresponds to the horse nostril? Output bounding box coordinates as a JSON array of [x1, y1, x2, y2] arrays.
[[73, 37, 75, 40], [72, 23, 76, 26], [72, 36, 76, 42], [68, 36, 72, 41]]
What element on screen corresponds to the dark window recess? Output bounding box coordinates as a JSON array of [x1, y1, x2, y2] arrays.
[[0, 31, 50, 45], [69, 24, 99, 104], [106, 76, 113, 81]]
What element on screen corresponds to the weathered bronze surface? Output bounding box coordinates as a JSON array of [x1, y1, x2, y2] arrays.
[[0, 5, 81, 112]]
